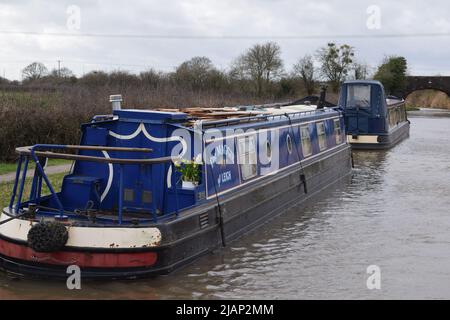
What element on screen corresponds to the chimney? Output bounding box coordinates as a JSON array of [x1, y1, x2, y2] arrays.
[[317, 86, 327, 109], [109, 94, 123, 111]]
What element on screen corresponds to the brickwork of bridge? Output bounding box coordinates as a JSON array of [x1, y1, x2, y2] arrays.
[[402, 76, 450, 98]]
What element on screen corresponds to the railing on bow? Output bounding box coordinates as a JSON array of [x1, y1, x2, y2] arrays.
[[9, 144, 178, 224]]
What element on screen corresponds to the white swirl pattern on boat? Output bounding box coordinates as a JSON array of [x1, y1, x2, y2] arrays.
[[105, 123, 186, 197], [100, 151, 113, 202]]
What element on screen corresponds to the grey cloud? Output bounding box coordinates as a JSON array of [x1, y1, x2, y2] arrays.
[[0, 0, 449, 80]]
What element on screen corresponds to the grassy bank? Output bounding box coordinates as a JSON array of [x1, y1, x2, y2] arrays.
[[0, 172, 66, 209], [406, 105, 421, 111]]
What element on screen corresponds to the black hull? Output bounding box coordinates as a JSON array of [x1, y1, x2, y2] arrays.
[[350, 121, 410, 150], [0, 144, 352, 280]]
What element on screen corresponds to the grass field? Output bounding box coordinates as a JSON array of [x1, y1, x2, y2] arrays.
[[0, 159, 71, 175], [0, 172, 67, 209]]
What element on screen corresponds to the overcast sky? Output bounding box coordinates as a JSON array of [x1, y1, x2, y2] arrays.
[[1, 0, 449, 80]]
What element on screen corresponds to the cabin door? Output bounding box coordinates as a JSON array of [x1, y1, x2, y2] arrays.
[[347, 110, 370, 134]]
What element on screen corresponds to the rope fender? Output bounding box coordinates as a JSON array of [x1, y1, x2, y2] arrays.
[[27, 221, 68, 252]]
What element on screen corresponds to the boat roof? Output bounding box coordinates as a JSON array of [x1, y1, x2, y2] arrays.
[[154, 102, 333, 127], [343, 80, 383, 86]]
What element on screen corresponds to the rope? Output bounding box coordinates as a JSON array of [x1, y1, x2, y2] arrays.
[[201, 125, 226, 247], [209, 166, 226, 247], [284, 113, 308, 194], [0, 211, 30, 226]]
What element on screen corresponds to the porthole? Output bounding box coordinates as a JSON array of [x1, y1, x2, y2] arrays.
[[286, 134, 293, 154]]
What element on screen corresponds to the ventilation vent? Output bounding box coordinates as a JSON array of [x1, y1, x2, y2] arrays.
[[199, 213, 209, 229], [124, 189, 134, 202]]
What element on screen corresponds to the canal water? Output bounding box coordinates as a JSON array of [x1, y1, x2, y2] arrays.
[[1, 109, 449, 299]]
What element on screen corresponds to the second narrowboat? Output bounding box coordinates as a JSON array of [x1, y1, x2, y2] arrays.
[[340, 80, 410, 149]]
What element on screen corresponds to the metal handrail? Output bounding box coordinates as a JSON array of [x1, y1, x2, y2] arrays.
[[15, 144, 175, 165], [201, 108, 332, 129], [10, 144, 178, 223], [16, 144, 153, 154]]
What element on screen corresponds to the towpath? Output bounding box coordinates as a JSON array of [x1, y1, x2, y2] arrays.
[[0, 164, 72, 183]]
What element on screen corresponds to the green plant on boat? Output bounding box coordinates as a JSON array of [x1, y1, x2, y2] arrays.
[[174, 159, 201, 185]]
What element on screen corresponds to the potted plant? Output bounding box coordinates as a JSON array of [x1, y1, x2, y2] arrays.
[[175, 159, 201, 190]]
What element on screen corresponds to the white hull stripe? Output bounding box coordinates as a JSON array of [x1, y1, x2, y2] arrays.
[[101, 150, 113, 202], [0, 213, 161, 249], [109, 123, 187, 156]]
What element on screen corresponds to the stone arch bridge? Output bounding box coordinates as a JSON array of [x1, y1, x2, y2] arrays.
[[401, 76, 450, 98]]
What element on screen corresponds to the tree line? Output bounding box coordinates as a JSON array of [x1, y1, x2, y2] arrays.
[[0, 42, 408, 98]]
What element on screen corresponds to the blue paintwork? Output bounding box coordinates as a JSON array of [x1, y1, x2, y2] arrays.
[[203, 111, 345, 199], [9, 107, 347, 225], [339, 80, 387, 134], [113, 109, 188, 122], [8, 155, 23, 210]]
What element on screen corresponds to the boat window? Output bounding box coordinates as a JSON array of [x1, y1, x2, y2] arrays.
[[286, 134, 293, 154], [333, 119, 342, 144], [346, 85, 371, 108], [389, 108, 395, 127], [237, 135, 257, 181], [300, 126, 312, 157], [400, 105, 405, 122], [316, 122, 327, 151]]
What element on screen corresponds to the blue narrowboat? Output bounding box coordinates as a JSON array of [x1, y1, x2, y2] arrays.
[[340, 80, 410, 149], [0, 95, 351, 279]]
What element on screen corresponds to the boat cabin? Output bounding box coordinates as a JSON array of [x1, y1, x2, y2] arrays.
[[339, 80, 409, 148], [8, 98, 347, 226]]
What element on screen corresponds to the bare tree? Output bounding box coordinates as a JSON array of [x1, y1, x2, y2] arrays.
[[0, 76, 10, 85], [352, 61, 370, 80], [79, 71, 109, 86], [174, 56, 223, 91], [22, 62, 48, 81], [316, 43, 354, 92], [49, 67, 74, 78], [231, 42, 284, 96], [140, 68, 166, 89], [293, 54, 316, 95]]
